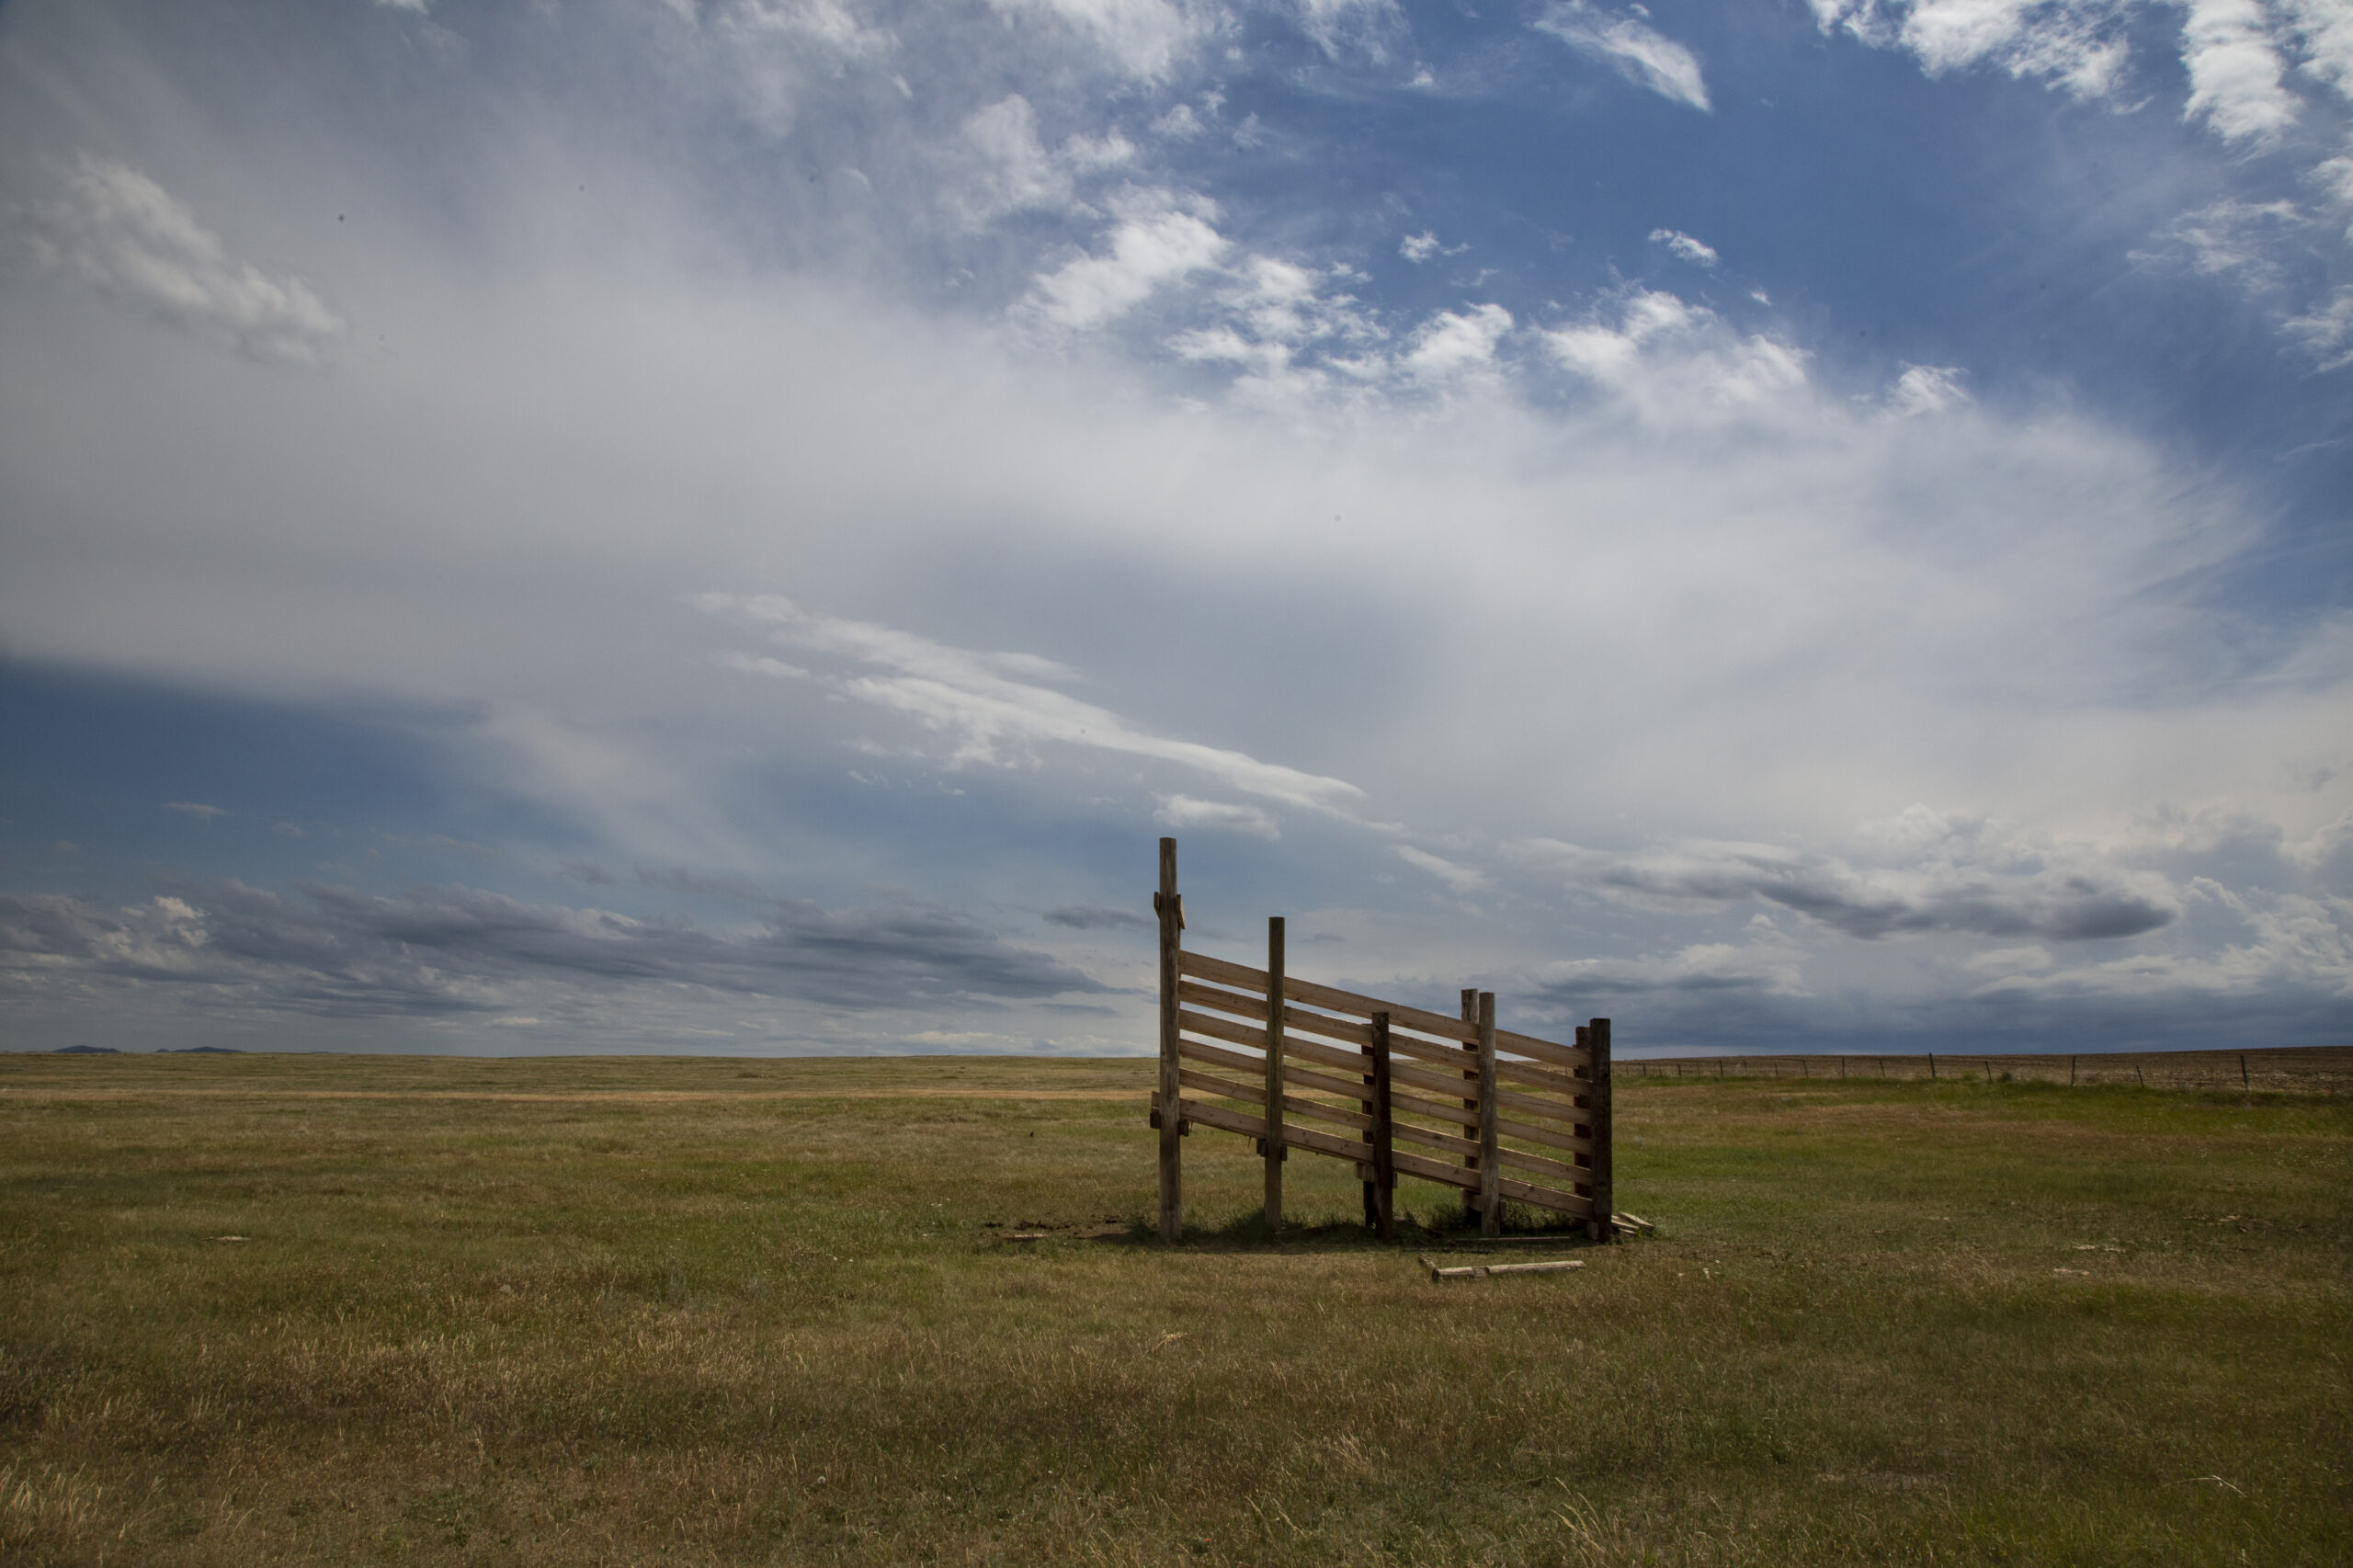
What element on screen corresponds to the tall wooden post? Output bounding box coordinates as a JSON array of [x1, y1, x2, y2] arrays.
[[1460, 989, 1480, 1203], [1370, 1013, 1395, 1241], [1156, 836, 1181, 1242], [1262, 916, 1286, 1230], [1587, 1017, 1613, 1242], [1476, 991, 1499, 1237]]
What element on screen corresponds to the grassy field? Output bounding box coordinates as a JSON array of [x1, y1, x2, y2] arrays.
[[0, 1051, 2346, 1566]]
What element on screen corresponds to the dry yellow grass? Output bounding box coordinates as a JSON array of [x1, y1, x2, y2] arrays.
[[2, 1051, 2346, 1565]]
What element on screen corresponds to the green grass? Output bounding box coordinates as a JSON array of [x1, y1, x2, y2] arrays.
[[1, 1053, 2346, 1565]]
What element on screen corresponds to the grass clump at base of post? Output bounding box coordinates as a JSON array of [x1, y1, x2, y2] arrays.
[[1, 1051, 2347, 1565]]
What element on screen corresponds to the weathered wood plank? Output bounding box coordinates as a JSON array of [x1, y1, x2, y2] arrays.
[[1179, 949, 1585, 1069], [1264, 917, 1287, 1229], [1476, 991, 1500, 1235], [1177, 1066, 1267, 1106], [1157, 837, 1182, 1243], [1586, 1018, 1614, 1244]]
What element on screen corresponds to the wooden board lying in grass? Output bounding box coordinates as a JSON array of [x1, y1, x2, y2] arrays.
[[2, 1051, 2347, 1566]]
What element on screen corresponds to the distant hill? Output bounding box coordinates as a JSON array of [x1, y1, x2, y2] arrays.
[[52, 1044, 119, 1054]]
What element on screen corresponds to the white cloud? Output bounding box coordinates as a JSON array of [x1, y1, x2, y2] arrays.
[[2282, 0, 2353, 97], [165, 801, 229, 822], [2181, 0, 2300, 141], [1809, 0, 2129, 100], [952, 96, 1134, 225], [1536, 3, 1712, 110], [1395, 844, 1485, 892], [1024, 195, 1227, 328], [2283, 283, 2353, 367], [983, 0, 1203, 79], [703, 595, 1370, 820], [1885, 362, 1972, 416], [1156, 795, 1281, 837], [2140, 198, 2306, 286], [19, 153, 344, 365], [1534, 921, 1808, 999], [1542, 288, 1808, 424], [1648, 227, 1718, 266], [1404, 302, 1512, 379], [1400, 230, 1440, 262]]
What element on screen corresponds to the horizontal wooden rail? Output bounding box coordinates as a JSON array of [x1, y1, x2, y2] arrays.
[[1496, 1114, 1590, 1155], [1178, 949, 1585, 1071], [1180, 980, 1583, 1095], [1181, 1031, 1592, 1155], [1177, 1034, 1369, 1106], [1165, 1087, 1591, 1218], [1392, 1120, 1586, 1184], [1177, 1066, 1266, 1106], [1169, 1095, 1374, 1165], [1191, 1020, 1587, 1122], [1386, 1148, 1591, 1216]]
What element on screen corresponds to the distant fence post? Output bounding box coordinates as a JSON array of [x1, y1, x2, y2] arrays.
[[1928, 1052, 1937, 1082], [1588, 1017, 1613, 1242], [1156, 836, 1182, 1242], [1263, 916, 1286, 1230], [1370, 1013, 1395, 1241], [1477, 992, 1500, 1237]]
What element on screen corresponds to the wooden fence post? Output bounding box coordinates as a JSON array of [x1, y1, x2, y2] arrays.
[[1461, 989, 1480, 1203], [1370, 1012, 1395, 1242], [2070, 1054, 2076, 1086], [1588, 1018, 1613, 1242], [1156, 836, 1182, 1243], [1263, 916, 1286, 1230], [1477, 992, 1499, 1238], [1928, 1051, 1937, 1082]]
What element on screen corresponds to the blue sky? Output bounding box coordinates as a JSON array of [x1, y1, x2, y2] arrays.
[[0, 0, 2347, 1057]]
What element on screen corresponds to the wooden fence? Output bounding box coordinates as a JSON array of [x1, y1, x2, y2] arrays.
[[1148, 837, 1612, 1243]]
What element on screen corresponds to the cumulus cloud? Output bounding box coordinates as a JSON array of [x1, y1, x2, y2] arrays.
[[1541, 288, 1807, 424], [1024, 194, 1227, 328], [951, 95, 1133, 225], [0, 881, 1107, 1019], [1536, 2, 1712, 110], [18, 153, 344, 364], [1885, 362, 1972, 416], [1807, 0, 2129, 101], [1399, 230, 1441, 262], [2180, 0, 2300, 142], [1403, 302, 1513, 380], [1648, 227, 1718, 266]]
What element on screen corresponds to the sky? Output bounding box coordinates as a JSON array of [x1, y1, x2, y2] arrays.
[[0, 0, 2347, 1059]]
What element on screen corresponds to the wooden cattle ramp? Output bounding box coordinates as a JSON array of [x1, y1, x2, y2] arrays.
[[1147, 837, 1613, 1243]]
